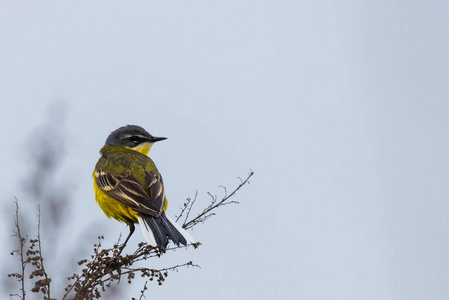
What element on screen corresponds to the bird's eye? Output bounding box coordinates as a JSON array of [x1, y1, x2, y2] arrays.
[[120, 134, 148, 146], [130, 136, 145, 145]]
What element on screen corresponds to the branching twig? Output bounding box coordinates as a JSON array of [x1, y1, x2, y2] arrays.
[[62, 238, 200, 300], [181, 171, 254, 229], [134, 281, 148, 300], [8, 199, 28, 300], [175, 191, 197, 224], [28, 206, 54, 299]]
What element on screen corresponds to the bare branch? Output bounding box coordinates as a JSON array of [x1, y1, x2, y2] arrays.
[[8, 199, 28, 300], [135, 281, 148, 300], [183, 191, 198, 225], [182, 171, 254, 229]]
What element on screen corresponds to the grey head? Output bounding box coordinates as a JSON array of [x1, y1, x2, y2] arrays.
[[105, 125, 167, 147]]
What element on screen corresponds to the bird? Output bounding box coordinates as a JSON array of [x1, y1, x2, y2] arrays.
[[92, 125, 195, 252]]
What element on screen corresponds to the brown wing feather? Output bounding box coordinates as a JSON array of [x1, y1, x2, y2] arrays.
[[94, 170, 163, 217], [145, 171, 165, 212]]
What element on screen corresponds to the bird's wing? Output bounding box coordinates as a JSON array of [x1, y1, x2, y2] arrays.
[[94, 169, 164, 217], [145, 171, 166, 212]]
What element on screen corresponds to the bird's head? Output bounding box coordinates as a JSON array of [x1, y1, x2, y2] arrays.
[[105, 125, 167, 155]]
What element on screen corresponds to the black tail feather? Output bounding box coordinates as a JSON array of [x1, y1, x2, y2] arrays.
[[147, 217, 167, 247], [161, 214, 187, 246], [141, 213, 188, 248]]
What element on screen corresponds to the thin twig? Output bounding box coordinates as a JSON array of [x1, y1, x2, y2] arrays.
[[138, 281, 148, 300], [9, 199, 28, 300], [36, 206, 52, 299], [183, 191, 198, 225], [104, 261, 199, 284], [183, 171, 254, 229], [61, 236, 104, 300], [175, 191, 197, 224]]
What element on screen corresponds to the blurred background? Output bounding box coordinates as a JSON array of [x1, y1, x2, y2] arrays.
[[1, 1, 449, 299]]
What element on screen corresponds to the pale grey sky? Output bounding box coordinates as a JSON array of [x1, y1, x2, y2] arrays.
[[1, 1, 449, 299]]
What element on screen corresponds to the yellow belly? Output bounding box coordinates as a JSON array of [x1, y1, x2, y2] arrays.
[[93, 174, 138, 224]]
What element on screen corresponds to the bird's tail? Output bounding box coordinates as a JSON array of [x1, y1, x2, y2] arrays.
[[137, 213, 195, 248]]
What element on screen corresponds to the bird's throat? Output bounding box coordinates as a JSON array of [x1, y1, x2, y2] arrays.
[[130, 142, 152, 156]]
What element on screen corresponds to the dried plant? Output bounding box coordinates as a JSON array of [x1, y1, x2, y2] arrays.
[[178, 173, 254, 229], [8, 171, 254, 299], [27, 207, 53, 300], [8, 200, 28, 300]]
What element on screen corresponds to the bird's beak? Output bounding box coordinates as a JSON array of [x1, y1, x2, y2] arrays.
[[150, 136, 167, 143]]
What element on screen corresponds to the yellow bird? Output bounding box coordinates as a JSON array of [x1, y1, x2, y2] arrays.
[[93, 125, 194, 250]]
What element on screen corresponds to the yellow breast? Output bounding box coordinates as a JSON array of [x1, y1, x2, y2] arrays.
[[92, 173, 138, 224]]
